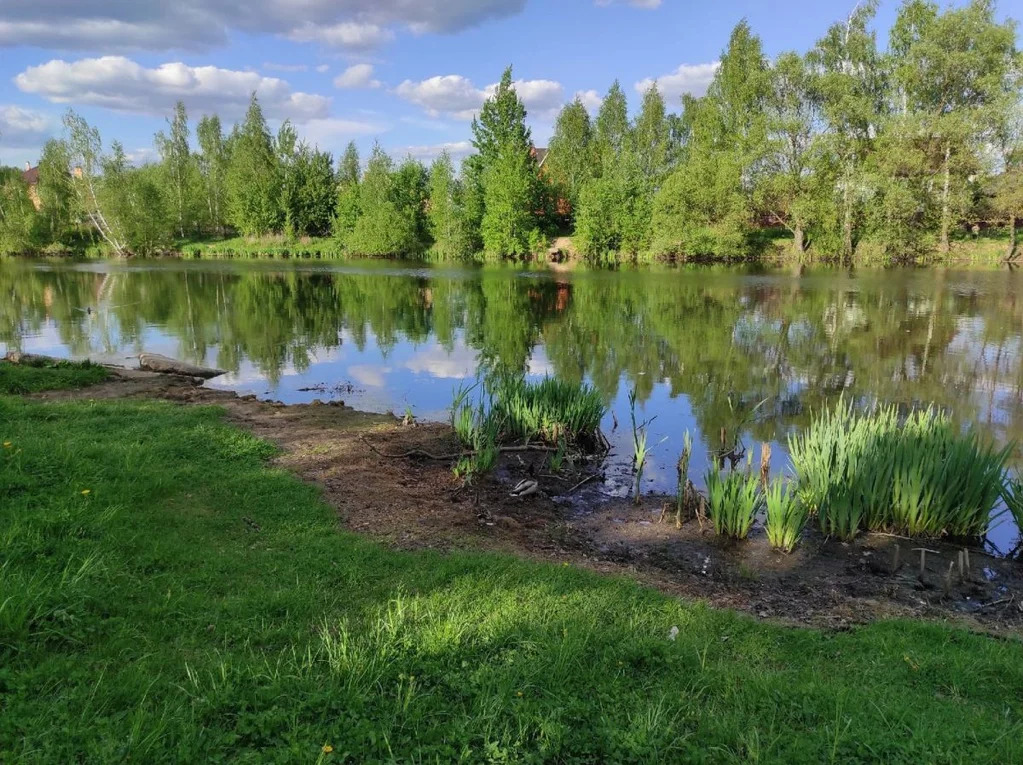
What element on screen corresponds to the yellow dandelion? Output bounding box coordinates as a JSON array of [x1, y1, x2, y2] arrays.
[[81, 489, 91, 495], [516, 691, 523, 697], [322, 744, 333, 754], [2, 441, 11, 448]]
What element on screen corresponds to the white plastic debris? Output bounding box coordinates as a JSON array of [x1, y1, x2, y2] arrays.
[[668, 626, 679, 641]]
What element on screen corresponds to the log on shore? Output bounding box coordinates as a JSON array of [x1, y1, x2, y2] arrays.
[[4, 351, 70, 366], [138, 353, 226, 379]]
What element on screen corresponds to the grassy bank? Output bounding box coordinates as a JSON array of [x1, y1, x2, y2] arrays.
[[2, 366, 1023, 761]]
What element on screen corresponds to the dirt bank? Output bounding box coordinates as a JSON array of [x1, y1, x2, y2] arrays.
[[35, 368, 1023, 634]]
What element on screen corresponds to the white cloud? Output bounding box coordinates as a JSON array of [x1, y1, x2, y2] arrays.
[[396, 140, 474, 162], [315, 64, 330, 73], [0, 1, 527, 52], [0, 105, 54, 148], [287, 22, 393, 50], [302, 117, 388, 150], [334, 64, 382, 90], [395, 74, 564, 120], [574, 89, 603, 114], [15, 56, 330, 122], [635, 61, 720, 104]]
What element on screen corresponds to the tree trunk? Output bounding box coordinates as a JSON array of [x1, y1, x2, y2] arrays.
[[939, 143, 951, 255], [793, 225, 805, 255], [1008, 215, 1018, 261], [842, 175, 853, 264]]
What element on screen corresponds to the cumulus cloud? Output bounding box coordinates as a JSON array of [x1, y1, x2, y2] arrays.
[[334, 64, 382, 90], [302, 117, 387, 149], [264, 62, 311, 73], [287, 22, 393, 50], [0, 0, 526, 52], [0, 105, 54, 148], [15, 56, 330, 121], [396, 140, 475, 162], [574, 89, 603, 114], [635, 61, 720, 103], [395, 74, 564, 120]]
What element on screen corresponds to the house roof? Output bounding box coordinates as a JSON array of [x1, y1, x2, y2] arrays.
[[533, 147, 549, 167], [21, 166, 39, 185]]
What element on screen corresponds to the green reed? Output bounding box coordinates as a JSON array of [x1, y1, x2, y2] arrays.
[[789, 399, 1011, 540], [675, 430, 693, 527], [705, 455, 763, 540], [490, 376, 606, 448], [764, 479, 807, 553]]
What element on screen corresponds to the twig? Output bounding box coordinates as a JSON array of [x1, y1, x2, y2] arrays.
[[563, 473, 599, 496], [359, 435, 555, 461]]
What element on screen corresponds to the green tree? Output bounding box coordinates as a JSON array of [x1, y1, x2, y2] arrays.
[[36, 138, 75, 243], [472, 66, 542, 257], [347, 145, 424, 256], [155, 101, 199, 238], [889, 0, 1019, 253], [427, 151, 468, 258], [809, 1, 886, 260], [334, 142, 361, 252], [196, 115, 229, 235], [0, 172, 39, 255], [545, 98, 594, 217], [63, 110, 127, 255], [225, 94, 280, 236]]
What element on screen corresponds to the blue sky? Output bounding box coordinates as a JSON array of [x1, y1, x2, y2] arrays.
[[0, 0, 1016, 168]]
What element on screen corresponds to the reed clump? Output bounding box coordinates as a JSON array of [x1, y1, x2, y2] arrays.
[[705, 455, 763, 540], [789, 399, 1011, 540], [764, 479, 807, 553]]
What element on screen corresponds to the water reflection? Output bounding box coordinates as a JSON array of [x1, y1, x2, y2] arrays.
[[3, 259, 1022, 550]]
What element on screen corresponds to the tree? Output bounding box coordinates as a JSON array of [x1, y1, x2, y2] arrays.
[[225, 94, 280, 236], [889, 0, 1019, 253], [63, 109, 127, 255], [196, 114, 229, 235], [334, 142, 361, 251], [155, 101, 198, 238], [427, 151, 468, 258], [545, 98, 594, 216], [809, 1, 886, 261], [760, 52, 817, 253], [346, 145, 424, 256], [0, 173, 39, 255], [472, 66, 543, 257], [36, 138, 75, 243], [99, 142, 172, 255]]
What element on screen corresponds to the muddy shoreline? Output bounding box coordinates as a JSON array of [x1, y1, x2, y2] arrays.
[[29, 366, 1023, 634]]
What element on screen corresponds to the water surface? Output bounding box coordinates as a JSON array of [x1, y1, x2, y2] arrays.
[[4, 258, 1022, 551]]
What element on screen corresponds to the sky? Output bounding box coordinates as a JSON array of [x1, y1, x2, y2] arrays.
[[0, 0, 1017, 168]]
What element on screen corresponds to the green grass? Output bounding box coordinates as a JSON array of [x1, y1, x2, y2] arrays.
[[178, 234, 338, 259], [491, 376, 606, 448], [764, 479, 808, 553], [3, 375, 1023, 761], [0, 358, 108, 394]]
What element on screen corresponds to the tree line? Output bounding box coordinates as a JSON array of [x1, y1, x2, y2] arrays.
[[0, 0, 1021, 262]]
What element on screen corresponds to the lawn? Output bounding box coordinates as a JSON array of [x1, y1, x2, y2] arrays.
[[2, 365, 1022, 762]]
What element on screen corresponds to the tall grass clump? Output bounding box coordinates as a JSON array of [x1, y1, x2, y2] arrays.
[[764, 479, 807, 553], [1004, 473, 1023, 550], [704, 456, 763, 540], [789, 399, 1011, 540], [490, 376, 606, 448]]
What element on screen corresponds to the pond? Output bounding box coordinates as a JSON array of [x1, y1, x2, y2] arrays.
[[3, 258, 1022, 552]]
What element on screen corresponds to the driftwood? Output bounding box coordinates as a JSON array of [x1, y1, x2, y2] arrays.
[[138, 353, 225, 379], [4, 351, 67, 366]]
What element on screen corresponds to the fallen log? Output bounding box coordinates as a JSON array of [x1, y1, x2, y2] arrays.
[[138, 353, 226, 379], [4, 351, 69, 366]]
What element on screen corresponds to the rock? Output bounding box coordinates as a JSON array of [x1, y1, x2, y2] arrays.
[[138, 353, 225, 379]]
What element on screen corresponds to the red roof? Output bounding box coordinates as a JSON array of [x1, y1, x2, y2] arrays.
[[21, 166, 39, 185]]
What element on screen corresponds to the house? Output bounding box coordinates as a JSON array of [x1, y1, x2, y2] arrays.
[[21, 162, 41, 210]]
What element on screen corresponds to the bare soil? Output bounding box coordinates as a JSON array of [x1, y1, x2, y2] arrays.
[[36, 368, 1023, 634]]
